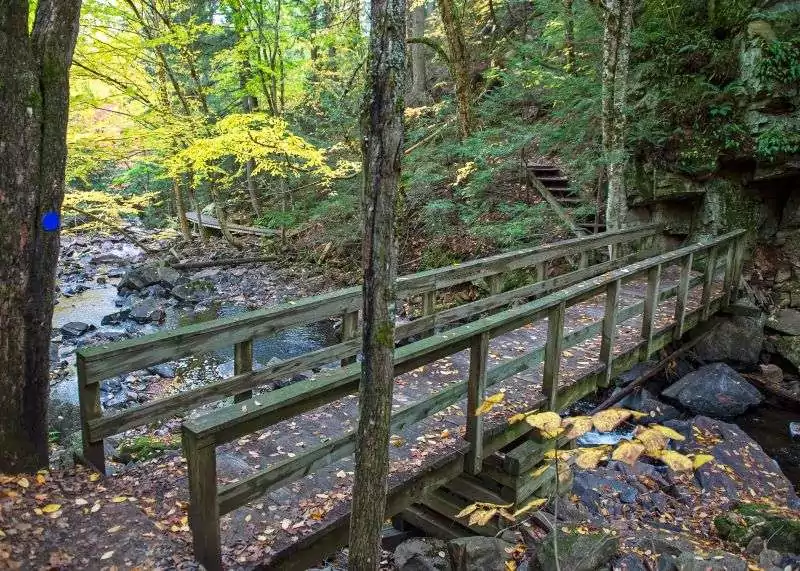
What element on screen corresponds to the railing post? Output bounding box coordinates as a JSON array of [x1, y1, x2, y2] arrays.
[[721, 240, 735, 307], [233, 340, 253, 403], [674, 252, 694, 341], [77, 354, 106, 474], [599, 279, 620, 387], [701, 246, 719, 321], [542, 302, 565, 410], [184, 428, 221, 571], [341, 310, 359, 365], [421, 290, 436, 338], [487, 274, 503, 296], [642, 264, 662, 359], [579, 251, 589, 270], [465, 332, 489, 475], [535, 262, 546, 283]]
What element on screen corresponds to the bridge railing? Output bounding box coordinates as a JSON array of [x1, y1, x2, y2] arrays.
[[76, 225, 660, 474], [181, 229, 746, 570]]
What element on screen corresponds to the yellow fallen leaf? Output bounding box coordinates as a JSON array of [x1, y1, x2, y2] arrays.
[[591, 408, 632, 432], [88, 473, 100, 482], [473, 508, 498, 527], [612, 440, 645, 465], [456, 504, 479, 518], [562, 416, 593, 440], [505, 560, 517, 571], [508, 413, 526, 424], [512, 497, 547, 518], [100, 551, 114, 560], [650, 424, 686, 441], [107, 525, 121, 533], [635, 428, 669, 454], [17, 478, 29, 489], [476, 392, 505, 416], [41, 504, 61, 514], [658, 450, 693, 472], [111, 496, 127, 503], [35, 474, 46, 485], [526, 412, 563, 439], [0, 529, 6, 538], [692, 454, 714, 469], [576, 446, 611, 470]]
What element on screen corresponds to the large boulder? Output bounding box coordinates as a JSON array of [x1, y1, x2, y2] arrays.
[[714, 503, 800, 554], [766, 308, 800, 336], [772, 336, 800, 370], [661, 363, 762, 418], [394, 538, 452, 571], [128, 299, 166, 324], [536, 528, 619, 571], [118, 265, 181, 292], [171, 280, 214, 303], [673, 551, 747, 571], [60, 321, 92, 338], [448, 537, 514, 571], [693, 305, 766, 364]]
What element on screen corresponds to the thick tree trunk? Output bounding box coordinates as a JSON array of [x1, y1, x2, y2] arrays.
[[437, 0, 471, 138], [173, 178, 191, 240], [409, 3, 427, 103], [348, 0, 405, 565], [0, 0, 82, 473]]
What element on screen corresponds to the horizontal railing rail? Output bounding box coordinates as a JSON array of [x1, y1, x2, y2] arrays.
[[181, 229, 746, 570], [77, 225, 661, 472]]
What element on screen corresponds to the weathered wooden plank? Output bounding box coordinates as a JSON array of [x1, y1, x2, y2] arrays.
[[542, 302, 565, 410], [422, 489, 502, 536], [535, 262, 546, 283], [499, 463, 556, 504], [398, 506, 468, 540], [233, 340, 253, 403], [79, 226, 661, 384], [465, 332, 489, 475], [340, 310, 358, 366], [185, 211, 279, 237], [701, 246, 719, 320], [642, 264, 662, 358], [88, 337, 362, 441], [731, 237, 746, 301], [184, 430, 221, 571], [445, 474, 507, 505], [674, 252, 694, 341], [78, 287, 362, 383], [77, 354, 105, 474], [599, 279, 621, 388], [721, 241, 735, 307]]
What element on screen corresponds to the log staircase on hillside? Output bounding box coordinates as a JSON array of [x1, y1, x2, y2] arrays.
[[525, 163, 606, 235]]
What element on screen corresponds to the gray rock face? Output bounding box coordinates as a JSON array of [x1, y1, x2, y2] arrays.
[[536, 528, 619, 571], [394, 538, 452, 571], [773, 336, 800, 370], [129, 299, 166, 324], [694, 307, 766, 364], [766, 308, 800, 335], [171, 280, 214, 303], [118, 265, 181, 291], [674, 551, 747, 571], [447, 537, 514, 571], [101, 310, 130, 325], [60, 321, 91, 337], [661, 363, 762, 418]]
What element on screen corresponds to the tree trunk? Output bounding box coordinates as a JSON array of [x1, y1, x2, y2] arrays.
[[437, 0, 471, 138], [564, 0, 575, 71], [173, 178, 191, 240], [409, 3, 427, 103], [0, 0, 82, 473], [348, 0, 405, 565]]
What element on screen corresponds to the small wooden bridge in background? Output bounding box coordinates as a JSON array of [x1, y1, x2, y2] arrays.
[[76, 225, 746, 570], [185, 210, 278, 237]]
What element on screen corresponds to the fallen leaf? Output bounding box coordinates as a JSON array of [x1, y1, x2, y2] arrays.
[[562, 416, 593, 440], [591, 408, 632, 432], [455, 504, 478, 518], [107, 525, 121, 533], [658, 450, 693, 472], [17, 478, 29, 489], [525, 412, 563, 439], [612, 440, 645, 465], [74, 498, 88, 506], [41, 504, 61, 514], [651, 424, 686, 441], [512, 497, 547, 518], [111, 496, 127, 503], [100, 551, 114, 560], [576, 446, 611, 469], [692, 454, 714, 469], [475, 392, 505, 416]]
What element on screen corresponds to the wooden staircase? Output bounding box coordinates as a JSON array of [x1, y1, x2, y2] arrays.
[[525, 163, 606, 235]]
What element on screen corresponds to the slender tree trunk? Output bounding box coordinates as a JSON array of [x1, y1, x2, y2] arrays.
[[173, 178, 191, 240], [348, 0, 405, 565], [0, 0, 82, 473], [409, 3, 427, 103], [437, 0, 471, 138], [188, 186, 209, 244], [564, 0, 575, 71]]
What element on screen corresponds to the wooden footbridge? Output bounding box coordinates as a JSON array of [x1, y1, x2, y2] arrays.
[[75, 225, 746, 570]]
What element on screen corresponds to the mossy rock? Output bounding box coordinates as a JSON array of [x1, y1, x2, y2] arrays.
[[714, 504, 800, 554], [115, 435, 180, 463], [536, 528, 619, 571]]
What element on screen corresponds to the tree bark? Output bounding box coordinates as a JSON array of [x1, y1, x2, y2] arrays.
[[601, 0, 633, 237], [348, 0, 405, 565], [409, 3, 427, 103], [437, 0, 471, 138], [173, 178, 191, 240], [0, 0, 82, 473], [564, 0, 575, 71]]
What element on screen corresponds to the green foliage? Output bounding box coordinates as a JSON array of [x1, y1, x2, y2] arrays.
[[757, 40, 800, 88], [756, 123, 800, 161]]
